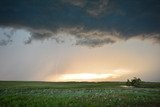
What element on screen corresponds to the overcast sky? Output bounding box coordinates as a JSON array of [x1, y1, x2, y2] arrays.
[[0, 0, 160, 82]]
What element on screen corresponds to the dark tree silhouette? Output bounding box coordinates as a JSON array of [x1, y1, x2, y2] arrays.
[[126, 79, 131, 86], [126, 77, 142, 87]]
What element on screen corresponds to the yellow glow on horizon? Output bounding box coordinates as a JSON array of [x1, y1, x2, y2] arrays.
[[59, 73, 114, 81], [45, 68, 131, 82]]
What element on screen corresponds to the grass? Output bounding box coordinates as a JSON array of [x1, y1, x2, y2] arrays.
[[0, 81, 160, 107]]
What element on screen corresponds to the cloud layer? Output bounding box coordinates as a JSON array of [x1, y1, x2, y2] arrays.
[[0, 0, 160, 46]]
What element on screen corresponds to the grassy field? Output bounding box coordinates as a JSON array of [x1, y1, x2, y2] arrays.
[[0, 81, 160, 107]]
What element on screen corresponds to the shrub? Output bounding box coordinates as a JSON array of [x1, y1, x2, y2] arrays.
[[126, 79, 131, 86], [126, 77, 142, 87]]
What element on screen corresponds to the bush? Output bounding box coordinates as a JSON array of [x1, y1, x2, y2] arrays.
[[126, 79, 131, 86], [126, 77, 142, 87]]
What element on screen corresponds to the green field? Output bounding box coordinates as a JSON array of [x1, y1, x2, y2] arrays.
[[0, 81, 160, 107]]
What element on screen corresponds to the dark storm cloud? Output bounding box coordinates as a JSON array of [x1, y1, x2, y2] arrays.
[[65, 0, 110, 16], [25, 31, 53, 44], [76, 38, 115, 47], [0, 0, 160, 47]]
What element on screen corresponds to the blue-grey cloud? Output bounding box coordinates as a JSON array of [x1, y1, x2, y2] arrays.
[[0, 39, 11, 46], [0, 28, 14, 46], [0, 0, 160, 46]]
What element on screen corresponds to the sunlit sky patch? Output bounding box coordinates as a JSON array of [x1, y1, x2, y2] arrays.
[[0, 0, 160, 82]]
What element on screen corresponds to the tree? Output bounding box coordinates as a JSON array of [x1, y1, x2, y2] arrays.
[[126, 77, 142, 87], [126, 79, 131, 86]]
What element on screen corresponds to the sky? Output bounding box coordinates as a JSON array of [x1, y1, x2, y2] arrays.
[[0, 0, 160, 82]]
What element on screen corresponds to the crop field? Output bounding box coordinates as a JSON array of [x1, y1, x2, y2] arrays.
[[0, 81, 160, 107]]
